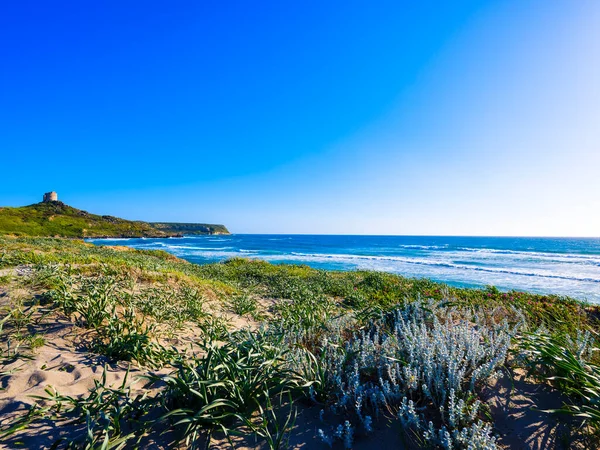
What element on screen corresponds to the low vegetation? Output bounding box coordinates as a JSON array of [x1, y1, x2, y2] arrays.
[[1, 236, 599, 449], [519, 332, 600, 434], [150, 222, 230, 236], [0, 201, 229, 238]]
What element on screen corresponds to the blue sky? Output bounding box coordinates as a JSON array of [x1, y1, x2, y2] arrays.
[[1, 1, 598, 236]]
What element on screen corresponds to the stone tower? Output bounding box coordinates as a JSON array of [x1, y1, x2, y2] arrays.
[[43, 191, 58, 203]]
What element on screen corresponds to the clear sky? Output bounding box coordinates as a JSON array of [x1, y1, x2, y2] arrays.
[[1, 1, 599, 236]]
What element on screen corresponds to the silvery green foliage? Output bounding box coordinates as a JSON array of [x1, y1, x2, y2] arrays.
[[285, 315, 353, 404], [318, 428, 334, 447], [398, 388, 489, 448], [306, 301, 516, 449], [336, 301, 511, 409], [568, 330, 597, 362], [318, 420, 354, 449], [397, 397, 420, 428], [423, 419, 497, 450], [452, 421, 497, 449], [418, 388, 494, 448], [445, 389, 481, 428], [391, 302, 512, 406]]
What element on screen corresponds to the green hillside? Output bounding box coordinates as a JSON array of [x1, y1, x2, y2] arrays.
[[150, 222, 229, 235], [0, 202, 229, 238]]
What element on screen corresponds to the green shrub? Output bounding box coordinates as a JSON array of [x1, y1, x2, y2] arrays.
[[227, 293, 259, 317], [520, 331, 600, 438], [158, 330, 299, 448], [90, 306, 174, 368]]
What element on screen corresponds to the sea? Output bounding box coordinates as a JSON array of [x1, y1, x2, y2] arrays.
[[87, 235, 600, 304]]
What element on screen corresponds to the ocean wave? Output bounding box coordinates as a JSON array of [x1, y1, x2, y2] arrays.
[[187, 250, 246, 258], [181, 246, 233, 251], [457, 246, 598, 258], [398, 244, 448, 250], [394, 244, 600, 266], [393, 243, 600, 261], [452, 247, 600, 265], [87, 237, 137, 242], [140, 242, 234, 251], [286, 252, 600, 284]]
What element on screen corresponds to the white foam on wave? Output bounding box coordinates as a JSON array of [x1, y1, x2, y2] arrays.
[[284, 252, 600, 283], [177, 246, 232, 251], [181, 247, 257, 257], [456, 247, 600, 263], [395, 244, 600, 266], [87, 237, 137, 242], [399, 244, 449, 250]]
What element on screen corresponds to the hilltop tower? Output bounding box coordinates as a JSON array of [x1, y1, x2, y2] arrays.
[[43, 191, 58, 203]]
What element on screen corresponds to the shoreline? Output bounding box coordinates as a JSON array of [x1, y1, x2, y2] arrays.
[[86, 234, 600, 304]]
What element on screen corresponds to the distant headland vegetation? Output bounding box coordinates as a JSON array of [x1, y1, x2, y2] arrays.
[[0, 192, 229, 238]]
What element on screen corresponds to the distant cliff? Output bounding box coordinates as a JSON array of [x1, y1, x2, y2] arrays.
[[150, 222, 230, 235], [0, 201, 229, 238]]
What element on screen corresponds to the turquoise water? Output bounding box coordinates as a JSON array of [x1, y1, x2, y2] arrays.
[[88, 235, 600, 303]]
